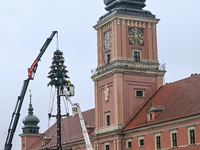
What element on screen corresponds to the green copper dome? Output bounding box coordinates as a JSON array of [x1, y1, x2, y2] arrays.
[[22, 94, 40, 134]]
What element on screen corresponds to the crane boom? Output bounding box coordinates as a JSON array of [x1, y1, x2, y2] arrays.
[[67, 98, 93, 150], [4, 31, 58, 150], [59, 85, 93, 150]]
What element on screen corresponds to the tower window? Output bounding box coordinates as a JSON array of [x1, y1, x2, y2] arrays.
[[106, 145, 109, 150], [106, 115, 110, 126], [135, 89, 145, 97], [134, 51, 140, 62], [107, 53, 110, 64], [104, 142, 110, 150], [105, 111, 110, 126], [136, 91, 143, 97]]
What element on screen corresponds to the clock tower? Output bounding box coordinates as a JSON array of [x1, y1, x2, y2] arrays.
[[91, 0, 165, 145]]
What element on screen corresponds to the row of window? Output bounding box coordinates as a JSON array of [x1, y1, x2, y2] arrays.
[[75, 127, 196, 150], [126, 127, 196, 149], [105, 50, 141, 64]]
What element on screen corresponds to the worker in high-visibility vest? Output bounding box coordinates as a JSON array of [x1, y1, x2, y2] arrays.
[[68, 80, 71, 86]]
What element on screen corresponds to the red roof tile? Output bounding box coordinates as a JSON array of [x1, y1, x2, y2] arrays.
[[124, 74, 200, 131]]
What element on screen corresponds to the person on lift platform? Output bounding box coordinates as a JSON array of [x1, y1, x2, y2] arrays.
[[60, 80, 71, 94]]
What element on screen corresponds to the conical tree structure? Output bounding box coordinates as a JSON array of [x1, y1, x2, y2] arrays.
[[47, 49, 70, 150], [47, 50, 69, 87]]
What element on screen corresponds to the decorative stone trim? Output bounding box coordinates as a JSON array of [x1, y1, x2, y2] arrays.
[[93, 14, 160, 30], [95, 123, 125, 135]]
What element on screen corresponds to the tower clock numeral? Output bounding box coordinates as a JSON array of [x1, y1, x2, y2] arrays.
[[129, 28, 144, 46]]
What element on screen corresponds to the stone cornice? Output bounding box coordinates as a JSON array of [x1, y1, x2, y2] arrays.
[[19, 133, 42, 137], [95, 123, 125, 135], [124, 114, 200, 135], [91, 59, 165, 82], [93, 13, 159, 30]]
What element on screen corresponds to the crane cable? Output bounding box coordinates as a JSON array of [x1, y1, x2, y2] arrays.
[[48, 87, 56, 128], [56, 33, 59, 50]]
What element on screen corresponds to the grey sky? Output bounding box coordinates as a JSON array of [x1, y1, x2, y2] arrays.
[[0, 0, 200, 149]]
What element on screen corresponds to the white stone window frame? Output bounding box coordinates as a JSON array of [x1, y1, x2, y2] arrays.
[[135, 88, 145, 98], [126, 138, 132, 149], [188, 125, 196, 145], [138, 135, 145, 147], [154, 132, 161, 150], [104, 142, 110, 150], [132, 48, 142, 62], [170, 129, 178, 148], [104, 111, 111, 126]]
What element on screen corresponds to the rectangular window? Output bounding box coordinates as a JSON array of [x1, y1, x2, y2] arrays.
[[107, 53, 110, 64], [104, 142, 110, 150], [149, 113, 153, 120], [106, 115, 110, 126], [128, 141, 132, 148], [188, 126, 196, 145], [170, 130, 178, 147], [190, 130, 195, 144], [156, 136, 161, 149], [134, 51, 140, 62], [172, 133, 177, 147], [106, 145, 109, 150], [105, 111, 111, 126], [135, 89, 145, 98], [138, 136, 145, 147], [140, 139, 144, 146], [126, 139, 132, 148], [136, 91, 143, 97]]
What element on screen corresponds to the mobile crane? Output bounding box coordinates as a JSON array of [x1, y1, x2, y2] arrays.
[[4, 31, 58, 150], [59, 86, 93, 150]]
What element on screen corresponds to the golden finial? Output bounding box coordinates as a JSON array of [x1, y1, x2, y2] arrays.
[[29, 89, 32, 98]]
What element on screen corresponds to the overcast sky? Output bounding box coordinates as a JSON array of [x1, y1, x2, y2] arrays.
[[0, 0, 200, 149]]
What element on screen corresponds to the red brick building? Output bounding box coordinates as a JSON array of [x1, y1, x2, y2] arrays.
[[20, 0, 200, 150]]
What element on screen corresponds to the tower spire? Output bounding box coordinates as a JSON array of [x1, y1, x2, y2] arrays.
[[22, 90, 40, 134], [28, 90, 33, 115]]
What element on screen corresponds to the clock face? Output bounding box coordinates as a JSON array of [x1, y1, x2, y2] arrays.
[[104, 30, 112, 49], [129, 28, 144, 46]]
